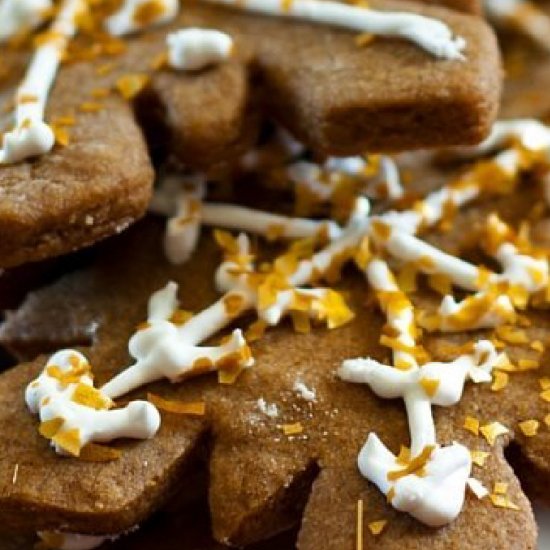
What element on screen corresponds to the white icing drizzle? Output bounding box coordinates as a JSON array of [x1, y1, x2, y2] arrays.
[[453, 119, 550, 159], [25, 350, 160, 456], [102, 201, 367, 398], [338, 259, 505, 526], [104, 0, 178, 36], [167, 28, 234, 71], [287, 154, 404, 203], [467, 477, 489, 499], [151, 173, 342, 265], [0, 0, 52, 43], [484, 0, 550, 51], [0, 0, 82, 164], [203, 0, 466, 60], [359, 435, 472, 527]]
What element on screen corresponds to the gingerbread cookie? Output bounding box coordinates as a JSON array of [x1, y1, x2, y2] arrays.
[[0, 0, 500, 268], [0, 126, 549, 549]]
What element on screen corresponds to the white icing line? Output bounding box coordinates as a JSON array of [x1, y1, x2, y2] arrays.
[[25, 350, 160, 456], [484, 0, 550, 51], [0, 0, 52, 43], [167, 28, 234, 71], [105, 0, 178, 36], [152, 173, 343, 265], [0, 0, 82, 164], [358, 435, 472, 527], [101, 205, 365, 398], [204, 0, 466, 60]]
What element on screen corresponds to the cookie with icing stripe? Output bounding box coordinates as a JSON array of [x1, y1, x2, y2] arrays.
[[0, 0, 500, 269], [0, 149, 548, 548]]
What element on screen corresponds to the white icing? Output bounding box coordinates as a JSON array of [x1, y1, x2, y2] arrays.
[[436, 292, 515, 332], [101, 282, 254, 398], [484, 0, 550, 51], [162, 174, 205, 265], [25, 350, 160, 455], [454, 119, 550, 158], [204, 0, 466, 60], [0, 0, 81, 164], [467, 477, 489, 499], [338, 255, 504, 526], [358, 434, 472, 527], [102, 203, 368, 397], [287, 155, 404, 203], [167, 28, 234, 71], [105, 0, 178, 36], [257, 397, 279, 418], [0, 0, 52, 43], [293, 380, 316, 402]]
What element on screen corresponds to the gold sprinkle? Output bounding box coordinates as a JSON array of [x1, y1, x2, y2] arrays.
[[530, 340, 545, 352], [539, 377, 550, 390], [79, 102, 103, 113], [463, 416, 480, 436], [52, 428, 81, 457], [491, 370, 509, 392], [541, 389, 550, 402], [388, 445, 435, 481], [493, 482, 508, 495], [357, 499, 364, 550], [518, 358, 539, 370], [518, 419, 540, 437], [480, 422, 509, 446], [367, 519, 387, 536], [79, 443, 122, 462], [495, 325, 528, 345], [489, 493, 520, 510], [282, 422, 303, 435], [355, 33, 376, 47], [71, 383, 112, 410], [115, 73, 150, 100], [544, 414, 550, 427], [148, 393, 206, 415], [419, 377, 440, 397], [470, 450, 490, 467]]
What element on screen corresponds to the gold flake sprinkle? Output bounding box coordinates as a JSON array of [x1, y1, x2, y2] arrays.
[[480, 422, 509, 446], [356, 499, 364, 550], [518, 419, 540, 437], [367, 519, 387, 536], [470, 450, 490, 467], [489, 493, 520, 510], [282, 422, 303, 436], [493, 482, 508, 495], [491, 370, 509, 392], [463, 416, 480, 436]]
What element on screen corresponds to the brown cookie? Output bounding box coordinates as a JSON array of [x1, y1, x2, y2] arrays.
[[0, 0, 500, 269], [0, 168, 547, 549]]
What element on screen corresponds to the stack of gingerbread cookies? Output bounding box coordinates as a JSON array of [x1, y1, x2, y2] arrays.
[[0, 1, 549, 549]]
